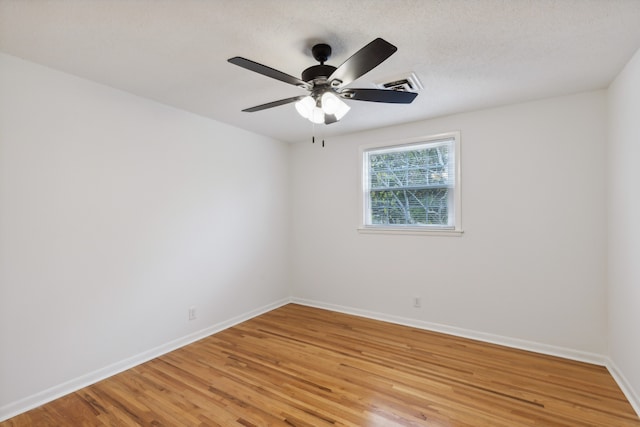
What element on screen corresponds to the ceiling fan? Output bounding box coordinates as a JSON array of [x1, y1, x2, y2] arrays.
[[228, 38, 418, 125]]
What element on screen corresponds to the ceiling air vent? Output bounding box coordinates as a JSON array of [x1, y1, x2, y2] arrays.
[[376, 72, 422, 93]]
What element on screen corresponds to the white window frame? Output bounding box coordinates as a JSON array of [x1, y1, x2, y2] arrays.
[[358, 132, 463, 236]]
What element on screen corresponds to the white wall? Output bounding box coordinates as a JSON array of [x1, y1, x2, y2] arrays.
[[607, 47, 640, 411], [0, 53, 290, 418], [290, 91, 608, 359]]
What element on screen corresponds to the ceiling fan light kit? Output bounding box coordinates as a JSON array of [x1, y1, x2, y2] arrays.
[[228, 38, 418, 126], [294, 92, 351, 124]]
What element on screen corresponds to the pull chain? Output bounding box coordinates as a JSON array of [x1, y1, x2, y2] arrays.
[[309, 122, 326, 148]]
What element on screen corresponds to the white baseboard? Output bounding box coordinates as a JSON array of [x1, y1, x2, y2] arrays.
[[290, 297, 608, 366], [0, 297, 291, 423], [606, 358, 640, 417]]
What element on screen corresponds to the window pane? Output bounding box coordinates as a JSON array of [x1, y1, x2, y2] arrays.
[[370, 188, 449, 225], [369, 144, 451, 190]]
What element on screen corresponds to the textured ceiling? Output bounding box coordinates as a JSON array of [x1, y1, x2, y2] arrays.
[[1, 0, 640, 143]]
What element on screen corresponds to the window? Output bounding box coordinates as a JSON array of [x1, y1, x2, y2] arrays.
[[360, 132, 462, 235]]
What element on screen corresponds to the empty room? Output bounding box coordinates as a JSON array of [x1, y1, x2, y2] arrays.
[[1, 0, 640, 425]]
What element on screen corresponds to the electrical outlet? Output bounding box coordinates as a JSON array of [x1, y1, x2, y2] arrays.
[[413, 297, 421, 308], [188, 306, 197, 321]]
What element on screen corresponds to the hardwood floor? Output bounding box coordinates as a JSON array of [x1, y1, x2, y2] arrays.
[[3, 304, 639, 426]]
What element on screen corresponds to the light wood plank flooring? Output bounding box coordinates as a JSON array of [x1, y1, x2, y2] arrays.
[[3, 304, 639, 426]]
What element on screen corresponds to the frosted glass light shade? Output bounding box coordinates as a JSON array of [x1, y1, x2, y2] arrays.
[[321, 92, 350, 120], [321, 92, 341, 114], [295, 96, 315, 119]]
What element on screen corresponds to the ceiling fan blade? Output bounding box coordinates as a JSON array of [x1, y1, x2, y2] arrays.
[[242, 95, 307, 112], [341, 88, 418, 104], [328, 38, 397, 86], [228, 57, 311, 89]]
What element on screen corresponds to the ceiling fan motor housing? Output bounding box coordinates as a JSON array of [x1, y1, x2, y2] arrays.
[[302, 64, 337, 83]]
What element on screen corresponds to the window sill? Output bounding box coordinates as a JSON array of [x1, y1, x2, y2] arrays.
[[357, 227, 464, 237]]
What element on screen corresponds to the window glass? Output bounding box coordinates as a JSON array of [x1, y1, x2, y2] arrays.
[[362, 133, 460, 232]]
